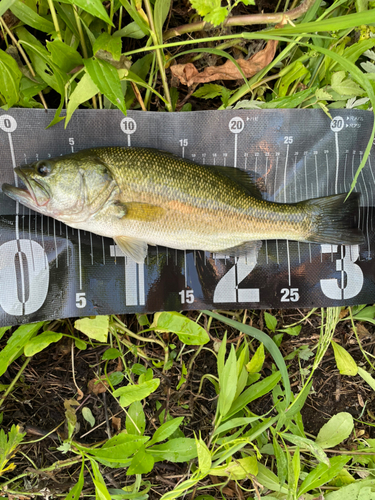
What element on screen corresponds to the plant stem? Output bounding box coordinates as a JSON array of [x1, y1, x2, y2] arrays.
[[0, 357, 31, 409], [143, 0, 172, 111], [47, 0, 62, 41], [0, 17, 48, 109], [73, 5, 97, 109], [163, 0, 316, 40]]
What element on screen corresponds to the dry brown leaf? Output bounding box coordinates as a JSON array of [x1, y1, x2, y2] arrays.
[[112, 416, 121, 432], [88, 375, 109, 395], [170, 39, 278, 86], [356, 322, 370, 338]]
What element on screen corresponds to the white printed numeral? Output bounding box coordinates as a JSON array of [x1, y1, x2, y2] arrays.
[[284, 136, 293, 144], [213, 251, 259, 303], [179, 289, 194, 304], [76, 292, 86, 308], [320, 245, 363, 299], [110, 245, 145, 306], [280, 288, 299, 302], [229, 117, 244, 134], [0, 240, 49, 315]]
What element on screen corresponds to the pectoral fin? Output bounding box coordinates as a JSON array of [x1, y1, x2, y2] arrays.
[[114, 236, 148, 263], [117, 201, 165, 222]]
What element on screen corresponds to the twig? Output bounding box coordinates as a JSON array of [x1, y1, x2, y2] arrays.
[[130, 81, 147, 111], [163, 0, 316, 40], [143, 0, 172, 111]]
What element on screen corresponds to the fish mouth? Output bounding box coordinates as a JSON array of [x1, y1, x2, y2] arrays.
[[2, 167, 50, 209]]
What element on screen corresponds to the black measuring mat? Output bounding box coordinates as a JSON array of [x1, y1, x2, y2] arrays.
[[0, 109, 374, 326]]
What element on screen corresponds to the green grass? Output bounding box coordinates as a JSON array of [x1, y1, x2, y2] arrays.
[[1, 0, 375, 498]]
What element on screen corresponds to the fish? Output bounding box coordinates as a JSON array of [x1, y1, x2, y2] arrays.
[[2, 147, 365, 263]]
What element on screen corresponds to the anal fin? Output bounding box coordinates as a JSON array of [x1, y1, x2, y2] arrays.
[[114, 236, 148, 263]]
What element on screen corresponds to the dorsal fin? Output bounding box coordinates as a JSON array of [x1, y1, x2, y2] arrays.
[[207, 165, 264, 200]]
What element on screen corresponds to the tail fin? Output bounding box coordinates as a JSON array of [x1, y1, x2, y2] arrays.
[[304, 192, 365, 246]]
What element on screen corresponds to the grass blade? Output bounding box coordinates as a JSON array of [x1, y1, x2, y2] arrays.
[[203, 310, 291, 405]]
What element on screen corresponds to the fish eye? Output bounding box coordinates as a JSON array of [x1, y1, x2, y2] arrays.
[[36, 161, 51, 177]]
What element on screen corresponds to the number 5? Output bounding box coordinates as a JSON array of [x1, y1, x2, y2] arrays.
[[76, 292, 86, 308]]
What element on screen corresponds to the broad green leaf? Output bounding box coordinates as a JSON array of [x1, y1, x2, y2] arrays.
[[203, 311, 291, 405], [217, 332, 227, 379], [262, 88, 313, 108], [154, 0, 171, 43], [66, 72, 99, 126], [190, 0, 227, 26], [148, 417, 184, 445], [358, 366, 375, 391], [11, 0, 54, 33], [283, 433, 329, 466], [0, 49, 22, 107], [226, 372, 281, 420], [213, 416, 262, 436], [255, 462, 289, 494], [82, 434, 149, 463], [273, 435, 287, 486], [126, 401, 146, 435], [0, 425, 26, 476], [64, 0, 113, 25], [118, 0, 149, 35], [74, 316, 109, 342], [84, 57, 126, 115], [0, 326, 11, 341], [298, 455, 352, 496], [148, 438, 197, 463], [316, 412, 354, 449], [196, 437, 211, 475], [19, 75, 47, 102], [246, 343, 265, 374], [331, 340, 358, 375], [113, 379, 160, 407], [82, 407, 95, 428], [278, 60, 309, 97], [193, 83, 226, 100], [107, 371, 124, 386], [218, 345, 237, 418], [127, 446, 154, 475], [159, 479, 200, 500], [286, 380, 312, 419], [324, 479, 375, 499], [152, 312, 209, 345], [91, 461, 112, 500], [278, 325, 301, 336], [47, 40, 83, 73], [0, 322, 44, 376], [210, 455, 258, 479], [93, 33, 122, 61], [74, 338, 87, 350], [24, 331, 62, 357], [264, 312, 277, 332], [352, 305, 375, 324], [102, 348, 122, 360], [65, 460, 85, 500], [0, 0, 16, 17], [331, 71, 365, 97], [114, 21, 147, 39], [16, 28, 68, 94]]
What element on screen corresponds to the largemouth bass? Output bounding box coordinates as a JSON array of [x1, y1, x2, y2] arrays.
[[2, 147, 365, 263]]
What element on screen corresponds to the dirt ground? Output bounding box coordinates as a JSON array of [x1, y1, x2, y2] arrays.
[[2, 309, 375, 498]]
